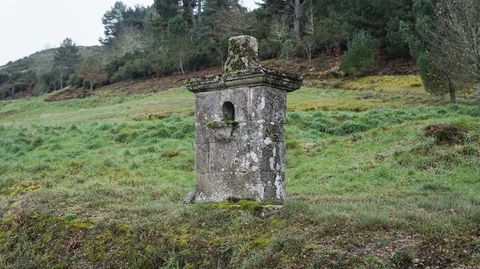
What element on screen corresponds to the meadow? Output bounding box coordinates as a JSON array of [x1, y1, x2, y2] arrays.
[[0, 79, 479, 268]]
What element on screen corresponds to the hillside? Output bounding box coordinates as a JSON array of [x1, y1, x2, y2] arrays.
[[0, 46, 102, 74], [0, 46, 102, 99], [0, 80, 478, 268]]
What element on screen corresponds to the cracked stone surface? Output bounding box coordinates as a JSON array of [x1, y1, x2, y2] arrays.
[[186, 35, 302, 203]]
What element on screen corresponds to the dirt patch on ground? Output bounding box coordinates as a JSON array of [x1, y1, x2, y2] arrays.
[[41, 57, 420, 102], [423, 123, 467, 144], [44, 66, 222, 102], [44, 87, 92, 102]]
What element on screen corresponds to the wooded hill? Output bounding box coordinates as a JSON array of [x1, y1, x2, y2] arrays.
[[0, 46, 102, 99], [1, 0, 479, 106]]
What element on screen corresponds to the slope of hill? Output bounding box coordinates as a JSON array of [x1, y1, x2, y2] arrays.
[[0, 46, 103, 99], [42, 57, 422, 103], [0, 82, 478, 268], [0, 46, 102, 74]]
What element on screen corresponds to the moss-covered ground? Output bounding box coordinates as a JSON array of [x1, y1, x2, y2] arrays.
[[0, 77, 479, 268]]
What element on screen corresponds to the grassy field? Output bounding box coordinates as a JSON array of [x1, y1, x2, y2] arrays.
[[0, 79, 479, 268]]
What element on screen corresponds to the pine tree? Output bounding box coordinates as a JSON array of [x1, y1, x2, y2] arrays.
[[100, 1, 127, 45], [154, 0, 181, 25], [53, 38, 81, 89], [341, 31, 379, 77]]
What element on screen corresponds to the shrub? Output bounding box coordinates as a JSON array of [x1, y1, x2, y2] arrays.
[[341, 31, 379, 77], [469, 209, 480, 224], [111, 57, 155, 82], [335, 121, 368, 135], [423, 124, 467, 144], [391, 248, 414, 268], [417, 53, 449, 96]]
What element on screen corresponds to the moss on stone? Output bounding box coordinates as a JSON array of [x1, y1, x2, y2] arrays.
[[224, 120, 239, 127], [207, 120, 239, 128]]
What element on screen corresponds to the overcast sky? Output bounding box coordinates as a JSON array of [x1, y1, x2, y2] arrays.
[[0, 0, 259, 66]]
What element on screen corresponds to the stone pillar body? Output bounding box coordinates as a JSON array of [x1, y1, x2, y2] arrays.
[[186, 36, 302, 202]]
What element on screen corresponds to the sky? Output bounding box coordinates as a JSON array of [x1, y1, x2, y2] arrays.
[[0, 0, 259, 66]]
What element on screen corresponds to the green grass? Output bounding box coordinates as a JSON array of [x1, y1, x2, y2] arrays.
[[0, 83, 479, 268]]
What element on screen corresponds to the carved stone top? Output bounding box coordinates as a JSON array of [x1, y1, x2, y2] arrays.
[[186, 68, 302, 93], [186, 35, 303, 93], [224, 35, 261, 73]]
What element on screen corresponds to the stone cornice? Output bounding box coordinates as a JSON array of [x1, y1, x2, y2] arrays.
[[185, 68, 303, 93]]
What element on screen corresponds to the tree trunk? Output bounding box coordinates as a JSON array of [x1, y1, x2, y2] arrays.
[[192, 8, 196, 28], [308, 47, 312, 68], [90, 81, 94, 93], [304, 44, 312, 68], [220, 49, 225, 71], [182, 0, 194, 27], [179, 58, 185, 75], [197, 0, 202, 23], [293, 0, 301, 40], [476, 83, 480, 113], [448, 79, 456, 105]]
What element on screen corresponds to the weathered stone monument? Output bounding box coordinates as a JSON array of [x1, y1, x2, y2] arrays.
[[186, 35, 302, 203]]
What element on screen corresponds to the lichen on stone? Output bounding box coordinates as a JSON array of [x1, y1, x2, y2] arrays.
[[224, 35, 261, 73]]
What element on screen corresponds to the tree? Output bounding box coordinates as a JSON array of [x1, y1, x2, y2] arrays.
[[211, 5, 255, 65], [302, 0, 314, 67], [258, 0, 307, 41], [419, 0, 480, 109], [341, 31, 379, 77], [258, 0, 290, 17], [154, 0, 180, 25], [269, 15, 295, 60], [0, 72, 9, 85], [401, 0, 459, 104], [75, 57, 109, 92], [106, 27, 148, 58], [182, 0, 197, 26], [53, 38, 81, 89], [344, 0, 414, 58], [213, 5, 254, 37], [101, 2, 151, 45], [0, 71, 36, 98], [291, 0, 308, 40], [313, 9, 348, 50], [100, 1, 127, 45], [166, 16, 192, 75]]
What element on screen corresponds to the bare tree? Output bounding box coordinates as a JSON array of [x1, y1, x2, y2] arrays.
[[421, 0, 480, 110], [75, 57, 109, 93], [214, 8, 255, 38], [107, 27, 147, 58], [212, 7, 255, 67], [270, 15, 295, 60], [302, 0, 314, 67]]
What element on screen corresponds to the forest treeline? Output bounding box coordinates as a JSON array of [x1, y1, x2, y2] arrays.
[[1, 0, 479, 107]]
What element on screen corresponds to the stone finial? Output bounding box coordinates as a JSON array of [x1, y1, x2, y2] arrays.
[[224, 35, 261, 73]]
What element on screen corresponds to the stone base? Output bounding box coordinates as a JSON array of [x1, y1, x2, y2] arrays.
[[193, 171, 285, 203], [182, 193, 284, 217]]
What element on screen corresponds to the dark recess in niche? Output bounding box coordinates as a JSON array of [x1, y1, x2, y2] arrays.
[[222, 101, 235, 121]]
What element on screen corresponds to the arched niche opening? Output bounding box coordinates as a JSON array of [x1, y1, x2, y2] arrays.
[[222, 101, 235, 121]]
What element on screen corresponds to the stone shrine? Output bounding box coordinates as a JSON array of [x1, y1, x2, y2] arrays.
[[186, 35, 302, 202]]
